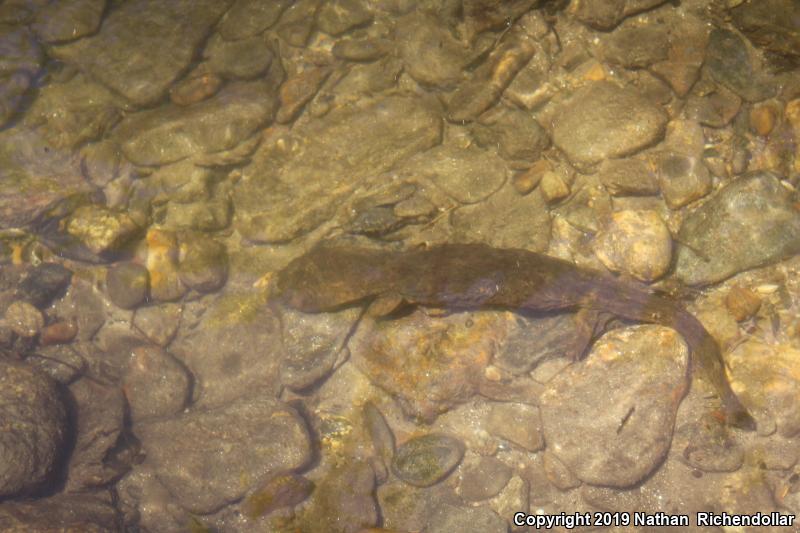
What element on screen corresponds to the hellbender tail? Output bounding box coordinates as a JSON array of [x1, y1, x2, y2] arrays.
[[591, 280, 755, 430]]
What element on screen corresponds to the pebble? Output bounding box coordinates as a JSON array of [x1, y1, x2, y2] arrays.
[[106, 262, 149, 309], [40, 320, 78, 346], [0, 70, 31, 128], [0, 360, 68, 498], [169, 63, 223, 106], [391, 434, 465, 487], [512, 159, 548, 195], [654, 152, 713, 209], [123, 345, 191, 423], [276, 66, 333, 124], [673, 418, 744, 472], [539, 170, 571, 204], [332, 37, 388, 62], [749, 104, 778, 137], [80, 139, 122, 188], [145, 228, 186, 302], [725, 285, 761, 321], [4, 300, 44, 338], [593, 209, 672, 282], [66, 204, 140, 256]]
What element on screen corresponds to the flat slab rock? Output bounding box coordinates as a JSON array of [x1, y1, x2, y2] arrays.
[[50, 0, 232, 105], [552, 81, 667, 168], [114, 80, 276, 167], [234, 95, 442, 242], [539, 325, 688, 488], [135, 394, 312, 514]]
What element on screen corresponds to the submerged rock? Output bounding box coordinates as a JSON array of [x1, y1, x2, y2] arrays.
[[675, 172, 800, 285], [50, 0, 232, 105]]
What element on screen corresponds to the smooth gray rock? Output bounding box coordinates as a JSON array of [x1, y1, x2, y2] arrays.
[[676, 172, 800, 285]]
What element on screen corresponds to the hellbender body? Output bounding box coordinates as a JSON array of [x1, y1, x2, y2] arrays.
[[273, 243, 754, 430]]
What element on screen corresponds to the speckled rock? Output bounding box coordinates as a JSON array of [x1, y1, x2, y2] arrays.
[[539, 325, 688, 487], [404, 143, 509, 205], [65, 204, 139, 256], [593, 209, 672, 282], [0, 360, 68, 498], [50, 0, 233, 105], [350, 310, 506, 422], [675, 172, 800, 285], [136, 395, 312, 514], [123, 345, 191, 423], [392, 434, 465, 488], [552, 81, 667, 168], [4, 300, 44, 338], [279, 306, 360, 391]]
